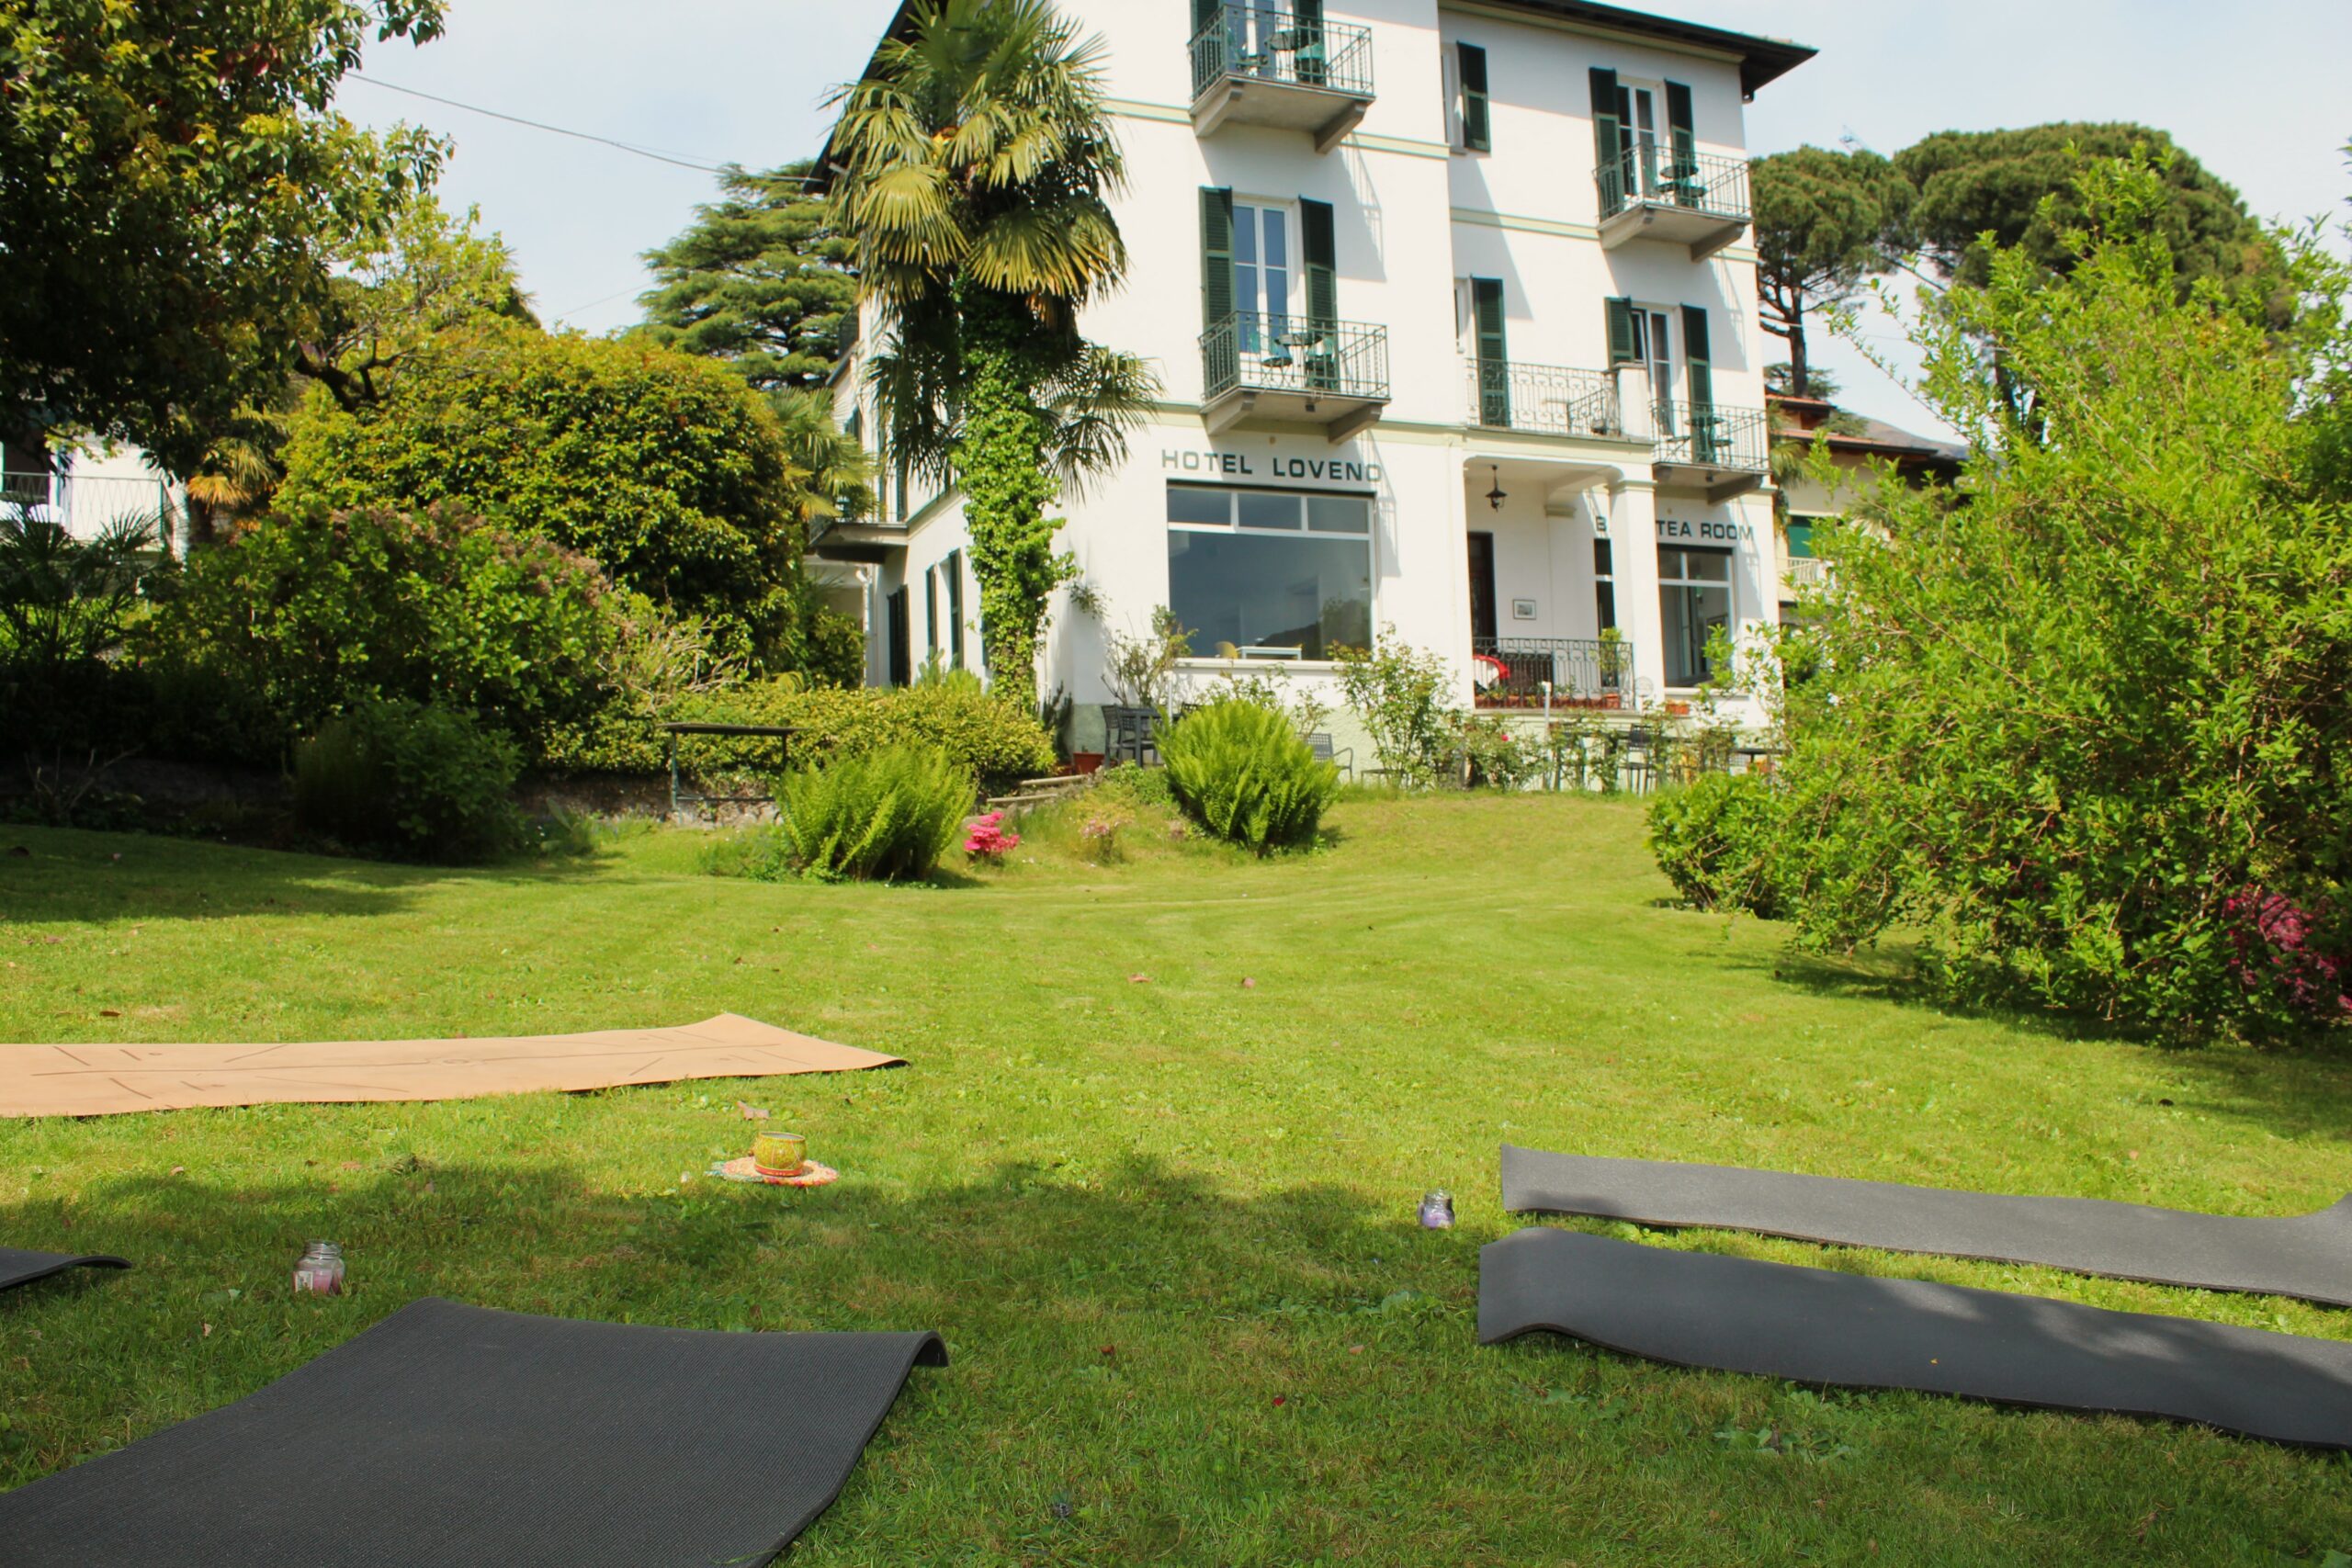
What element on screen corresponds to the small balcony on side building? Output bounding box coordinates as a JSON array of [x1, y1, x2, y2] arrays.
[[1648, 401, 1770, 501], [1189, 5, 1374, 153], [1200, 312, 1389, 441], [1596, 141, 1751, 261]]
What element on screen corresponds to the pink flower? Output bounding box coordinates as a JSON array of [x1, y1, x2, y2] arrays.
[[965, 811, 1020, 862]]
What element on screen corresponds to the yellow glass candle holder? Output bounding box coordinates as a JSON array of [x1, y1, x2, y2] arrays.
[[752, 1130, 807, 1177]]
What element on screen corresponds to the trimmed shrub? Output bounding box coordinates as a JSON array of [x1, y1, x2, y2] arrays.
[[1161, 698, 1339, 854], [546, 680, 1055, 795], [1647, 771, 1786, 919], [294, 699, 525, 863], [277, 327, 853, 674], [143, 502, 622, 762], [757, 743, 973, 883]]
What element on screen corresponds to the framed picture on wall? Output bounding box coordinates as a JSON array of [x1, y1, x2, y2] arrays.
[[1510, 598, 1538, 620]]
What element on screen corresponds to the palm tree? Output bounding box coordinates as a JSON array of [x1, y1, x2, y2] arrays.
[[828, 0, 1156, 709]]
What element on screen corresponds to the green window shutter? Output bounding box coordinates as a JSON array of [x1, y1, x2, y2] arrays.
[[1663, 81, 1697, 203], [1301, 197, 1339, 391], [1785, 521, 1815, 559], [1200, 186, 1235, 329], [1605, 297, 1637, 367], [1458, 43, 1489, 152], [1473, 277, 1509, 425], [1301, 198, 1337, 326], [1589, 68, 1622, 214], [945, 549, 965, 671], [1201, 187, 1238, 394], [1681, 304, 1715, 461], [1193, 0, 1218, 31], [923, 566, 939, 654]]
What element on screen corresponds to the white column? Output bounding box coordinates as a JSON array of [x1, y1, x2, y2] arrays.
[[1603, 479, 1665, 709]]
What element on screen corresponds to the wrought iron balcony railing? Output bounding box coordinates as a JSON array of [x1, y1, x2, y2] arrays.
[[1, 471, 181, 538], [1190, 6, 1374, 100], [1470, 636, 1632, 708], [1651, 402, 1770, 472], [1596, 141, 1751, 225], [1465, 360, 1622, 439], [1201, 312, 1389, 405]]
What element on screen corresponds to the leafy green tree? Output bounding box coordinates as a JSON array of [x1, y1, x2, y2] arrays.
[[828, 0, 1156, 712], [633, 162, 856, 392], [1893, 124, 2287, 317], [300, 196, 537, 412], [277, 328, 853, 676], [1761, 156, 2352, 1041], [147, 502, 622, 757], [0, 0, 448, 473], [1751, 147, 1911, 399]]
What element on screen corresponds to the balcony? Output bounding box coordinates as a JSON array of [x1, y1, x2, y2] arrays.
[[1596, 141, 1751, 261], [1189, 6, 1374, 153], [1464, 361, 1623, 441], [1651, 402, 1770, 501], [1470, 636, 1631, 709], [2, 470, 180, 541], [1201, 313, 1388, 441]]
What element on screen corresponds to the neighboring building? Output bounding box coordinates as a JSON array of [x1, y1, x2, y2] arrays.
[[1767, 391, 1963, 616], [818, 0, 1815, 738], [2, 437, 185, 549]]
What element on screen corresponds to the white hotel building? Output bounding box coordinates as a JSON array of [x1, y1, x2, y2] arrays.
[[819, 0, 1815, 745]]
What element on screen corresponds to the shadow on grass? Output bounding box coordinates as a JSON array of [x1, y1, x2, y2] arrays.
[[0, 825, 629, 928], [2, 1151, 1442, 1483]]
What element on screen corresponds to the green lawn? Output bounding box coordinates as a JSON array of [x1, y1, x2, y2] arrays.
[[4, 795, 2350, 1565]]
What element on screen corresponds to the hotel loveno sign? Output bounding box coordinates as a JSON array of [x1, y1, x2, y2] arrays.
[[1161, 448, 1383, 484]]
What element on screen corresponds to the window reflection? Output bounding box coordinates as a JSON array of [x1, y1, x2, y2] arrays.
[[1167, 484, 1374, 659]]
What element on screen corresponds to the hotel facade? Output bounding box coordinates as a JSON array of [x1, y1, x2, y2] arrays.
[[819, 0, 1816, 742]]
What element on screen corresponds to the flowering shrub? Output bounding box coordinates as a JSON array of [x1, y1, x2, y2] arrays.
[[1077, 804, 1130, 864], [965, 811, 1021, 863], [2224, 890, 2352, 1027]]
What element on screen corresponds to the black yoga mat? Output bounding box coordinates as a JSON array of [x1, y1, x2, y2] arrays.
[[0, 1247, 128, 1293], [0, 1297, 946, 1567], [1502, 1144, 2352, 1306], [1481, 1226, 2352, 1448]]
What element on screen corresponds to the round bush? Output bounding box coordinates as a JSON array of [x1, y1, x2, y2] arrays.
[[1646, 770, 1787, 919], [1160, 699, 1340, 854], [755, 742, 975, 883]]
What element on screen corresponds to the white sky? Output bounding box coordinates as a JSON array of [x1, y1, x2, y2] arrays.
[[349, 1, 2352, 442]]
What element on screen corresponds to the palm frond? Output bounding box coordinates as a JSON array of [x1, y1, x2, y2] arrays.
[[1038, 344, 1160, 493]]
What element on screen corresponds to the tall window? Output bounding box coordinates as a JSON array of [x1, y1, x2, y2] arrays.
[[1166, 484, 1373, 660], [1592, 536, 1616, 633], [923, 565, 939, 658], [944, 548, 966, 671], [1627, 305, 1674, 426], [1657, 545, 1731, 687], [1232, 202, 1291, 351]]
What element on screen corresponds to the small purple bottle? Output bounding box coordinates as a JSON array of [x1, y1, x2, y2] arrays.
[[1418, 1190, 1455, 1230]]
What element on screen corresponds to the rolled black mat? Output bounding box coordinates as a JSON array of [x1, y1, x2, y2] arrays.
[[0, 1247, 129, 1293], [1480, 1227, 2352, 1448], [1501, 1144, 2352, 1306], [0, 1296, 947, 1567]]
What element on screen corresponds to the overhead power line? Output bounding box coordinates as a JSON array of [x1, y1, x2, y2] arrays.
[[348, 73, 737, 175]]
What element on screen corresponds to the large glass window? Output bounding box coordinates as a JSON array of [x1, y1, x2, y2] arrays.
[[1657, 544, 1731, 687], [1167, 484, 1373, 660], [1232, 203, 1290, 353]]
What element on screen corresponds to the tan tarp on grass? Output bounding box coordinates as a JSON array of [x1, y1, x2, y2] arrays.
[[0, 1013, 902, 1118]]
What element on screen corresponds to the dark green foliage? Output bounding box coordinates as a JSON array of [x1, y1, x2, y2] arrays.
[[1894, 124, 2289, 319], [1750, 148, 1911, 400], [294, 699, 524, 863], [632, 162, 855, 392], [0, 507, 166, 750], [752, 744, 973, 883], [1647, 772, 1786, 919], [544, 679, 1056, 796], [143, 503, 622, 761], [0, 1, 446, 470], [1764, 157, 2352, 1040], [1160, 699, 1339, 854], [276, 327, 846, 673], [1091, 760, 1173, 810]]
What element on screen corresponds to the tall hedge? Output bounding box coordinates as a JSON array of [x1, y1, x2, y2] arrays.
[[277, 326, 851, 676]]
